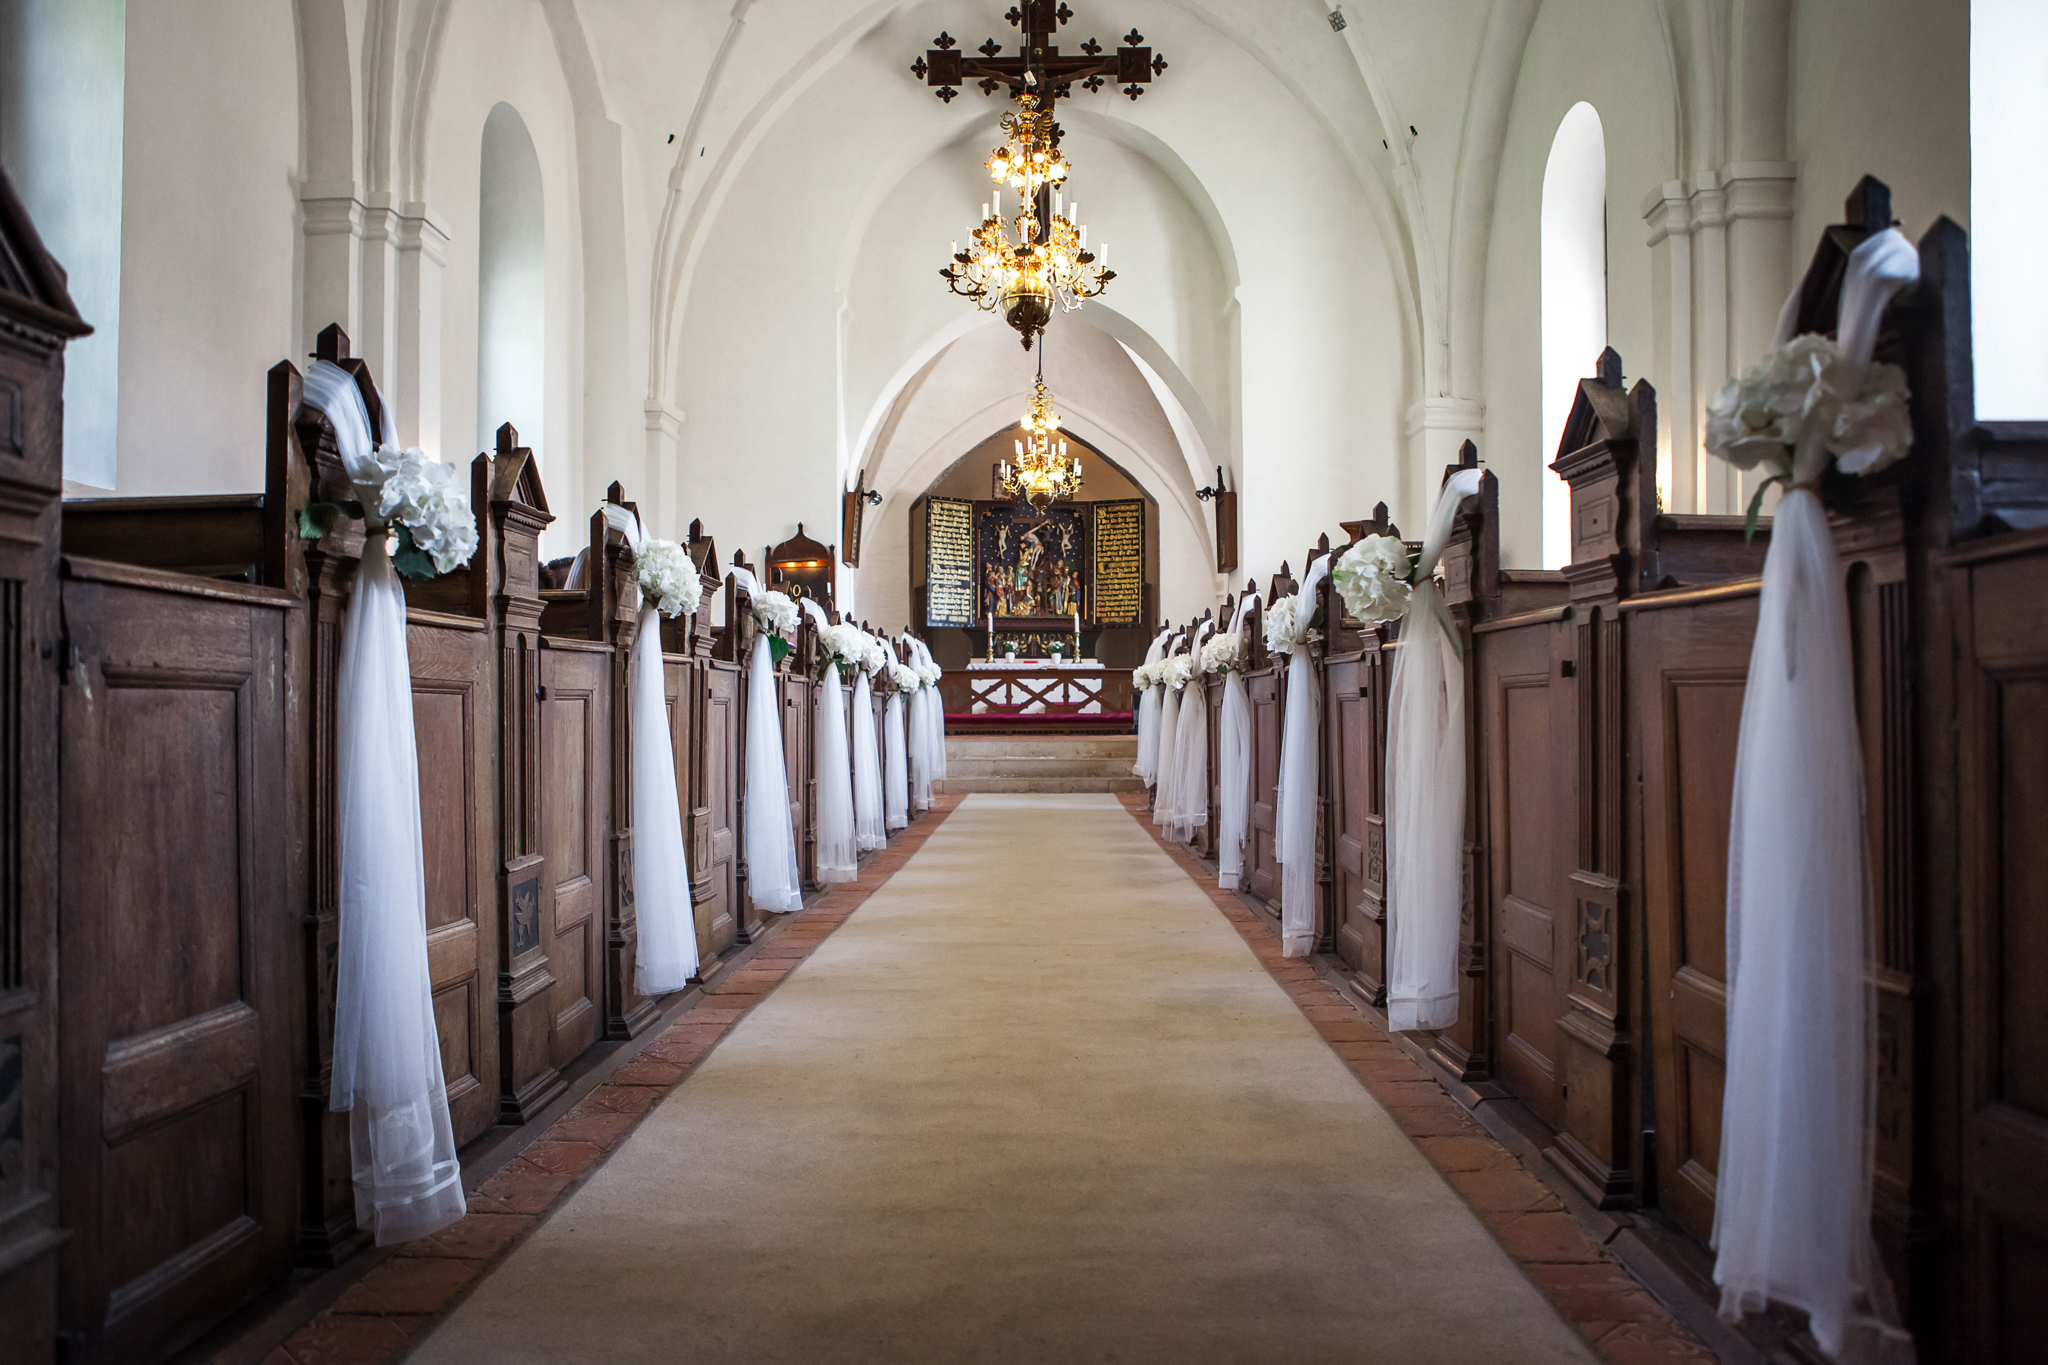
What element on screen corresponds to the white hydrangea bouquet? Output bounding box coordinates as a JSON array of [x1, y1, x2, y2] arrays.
[[1200, 631, 1244, 675], [891, 662, 921, 692], [917, 661, 942, 687], [1704, 331, 1913, 537], [1161, 653, 1194, 693], [633, 539, 698, 618], [818, 621, 872, 680], [1333, 534, 1414, 625], [1264, 592, 1319, 656], [753, 589, 800, 664], [300, 443, 479, 580], [1131, 660, 1159, 691], [861, 633, 891, 675]]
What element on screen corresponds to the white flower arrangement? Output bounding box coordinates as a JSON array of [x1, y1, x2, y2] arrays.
[[1161, 653, 1195, 693], [1200, 632, 1245, 675], [753, 589, 799, 639], [632, 539, 698, 618], [303, 443, 478, 579], [819, 621, 872, 677], [891, 662, 921, 692], [861, 634, 891, 675], [1264, 593, 1313, 656], [917, 662, 942, 687], [1705, 332, 1914, 529], [1131, 661, 1159, 691], [1333, 534, 1414, 625]]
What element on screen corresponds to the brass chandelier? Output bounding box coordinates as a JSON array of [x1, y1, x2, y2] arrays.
[[941, 87, 1113, 349], [999, 370, 1083, 510]]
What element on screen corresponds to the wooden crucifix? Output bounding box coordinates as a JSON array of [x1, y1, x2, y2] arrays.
[[911, 1, 1169, 106]]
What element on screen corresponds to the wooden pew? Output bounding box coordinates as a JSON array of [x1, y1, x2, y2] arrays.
[[1319, 508, 1400, 1002], [1243, 566, 1290, 912], [676, 521, 741, 969]]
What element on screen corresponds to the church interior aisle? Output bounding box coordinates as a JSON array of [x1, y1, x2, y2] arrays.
[[407, 793, 1597, 1365]]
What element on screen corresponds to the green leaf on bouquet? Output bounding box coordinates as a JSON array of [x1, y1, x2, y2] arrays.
[[295, 500, 364, 542], [390, 523, 439, 581], [1743, 474, 1787, 543], [768, 634, 793, 666]]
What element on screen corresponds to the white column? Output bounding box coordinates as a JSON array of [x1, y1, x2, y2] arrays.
[[1643, 181, 1697, 515], [301, 186, 363, 358], [645, 400, 685, 539], [394, 204, 449, 458], [1404, 397, 1485, 528]]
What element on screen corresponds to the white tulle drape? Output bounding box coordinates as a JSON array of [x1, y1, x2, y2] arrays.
[[1712, 229, 1919, 1365], [1216, 604, 1254, 889], [883, 685, 910, 830], [900, 635, 934, 812], [1275, 556, 1331, 958], [731, 569, 803, 913], [802, 600, 858, 884], [1166, 620, 1215, 843], [909, 637, 947, 782], [851, 659, 886, 852], [1152, 638, 1183, 829], [1384, 468, 1484, 1030], [1133, 628, 1171, 781], [599, 504, 698, 996], [305, 359, 465, 1246]]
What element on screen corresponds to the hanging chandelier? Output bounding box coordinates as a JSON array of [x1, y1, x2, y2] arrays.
[[941, 87, 1113, 350], [999, 374, 1083, 510]]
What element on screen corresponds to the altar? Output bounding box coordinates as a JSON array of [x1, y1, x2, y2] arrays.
[[939, 660, 1135, 735]]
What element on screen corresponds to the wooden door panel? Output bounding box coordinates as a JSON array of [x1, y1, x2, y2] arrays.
[[1479, 618, 1571, 1129], [697, 664, 739, 960], [1635, 593, 1756, 1247], [407, 621, 496, 1148], [58, 574, 294, 1364], [1957, 545, 2048, 1360], [541, 644, 606, 1068], [1248, 667, 1282, 905]]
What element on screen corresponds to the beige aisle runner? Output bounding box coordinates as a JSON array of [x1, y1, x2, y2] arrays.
[[411, 794, 1595, 1365]]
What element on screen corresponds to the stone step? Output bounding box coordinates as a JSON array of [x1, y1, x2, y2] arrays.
[[935, 775, 1147, 794], [944, 736, 1137, 760], [945, 756, 1137, 779]]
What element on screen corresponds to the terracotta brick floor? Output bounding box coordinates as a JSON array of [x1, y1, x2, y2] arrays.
[[261, 796, 966, 1365], [1118, 792, 1721, 1365]]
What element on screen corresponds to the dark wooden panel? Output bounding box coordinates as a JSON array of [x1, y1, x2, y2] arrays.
[[57, 571, 295, 1364], [1633, 593, 1755, 1247], [1247, 664, 1282, 908], [408, 616, 497, 1148], [697, 662, 740, 962], [541, 642, 607, 1071]]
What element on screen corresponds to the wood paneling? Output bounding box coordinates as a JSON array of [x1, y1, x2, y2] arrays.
[[1631, 590, 1754, 1245], [406, 610, 498, 1146], [1246, 663, 1282, 909], [57, 563, 296, 1364], [540, 640, 608, 1071]]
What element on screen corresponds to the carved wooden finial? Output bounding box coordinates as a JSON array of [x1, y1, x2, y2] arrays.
[[1458, 439, 1479, 467], [1317, 531, 1331, 553], [1846, 175, 1893, 230], [1595, 347, 1624, 386], [607, 481, 625, 504], [314, 323, 350, 362], [1374, 500, 1390, 530], [731, 549, 746, 566], [689, 517, 703, 539], [496, 422, 518, 456], [1279, 559, 1291, 578]]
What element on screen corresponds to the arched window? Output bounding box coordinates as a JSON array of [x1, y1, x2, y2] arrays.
[[477, 103, 545, 464], [1972, 0, 2048, 420], [1540, 102, 1607, 569], [0, 0, 125, 491]]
